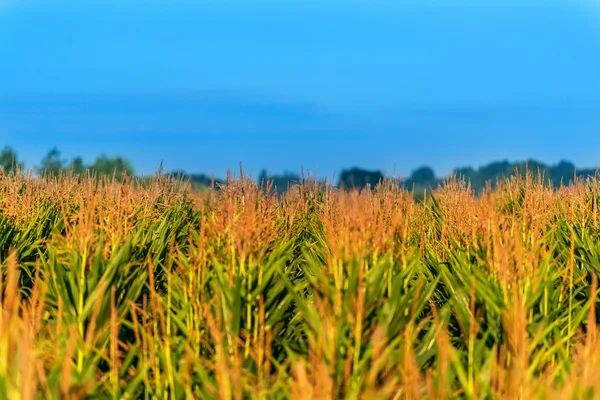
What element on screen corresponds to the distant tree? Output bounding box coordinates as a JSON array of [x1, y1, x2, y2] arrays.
[[410, 166, 436, 185], [257, 169, 301, 194], [169, 171, 223, 190], [38, 147, 65, 176], [188, 173, 222, 188], [401, 166, 438, 193], [450, 159, 597, 193], [90, 154, 135, 180], [549, 160, 576, 187], [514, 160, 549, 182], [470, 160, 512, 190], [68, 156, 87, 175], [338, 167, 383, 189], [257, 170, 268, 186], [575, 166, 598, 181], [453, 167, 475, 180], [0, 146, 24, 173], [479, 160, 510, 176]]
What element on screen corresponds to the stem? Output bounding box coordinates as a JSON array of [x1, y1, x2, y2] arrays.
[[77, 249, 88, 374]]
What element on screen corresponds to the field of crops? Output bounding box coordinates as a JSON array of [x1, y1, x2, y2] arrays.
[[2, 170, 600, 399]]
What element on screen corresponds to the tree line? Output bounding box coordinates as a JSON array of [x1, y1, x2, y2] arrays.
[[258, 160, 599, 194], [2, 145, 597, 193], [1, 146, 134, 180]]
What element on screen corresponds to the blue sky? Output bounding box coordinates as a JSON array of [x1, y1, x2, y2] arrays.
[[1, 0, 599, 178]]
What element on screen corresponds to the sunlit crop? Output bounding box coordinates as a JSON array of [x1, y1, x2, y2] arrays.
[[1, 168, 600, 399]]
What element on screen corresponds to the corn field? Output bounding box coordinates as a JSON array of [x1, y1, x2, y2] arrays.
[[2, 169, 600, 399]]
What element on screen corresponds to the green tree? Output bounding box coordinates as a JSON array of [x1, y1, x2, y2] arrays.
[[401, 166, 438, 193], [38, 147, 65, 176], [90, 154, 135, 180], [549, 160, 576, 187], [68, 156, 87, 175], [0, 146, 24, 173], [338, 167, 383, 189], [257, 169, 300, 195], [410, 166, 436, 185]]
